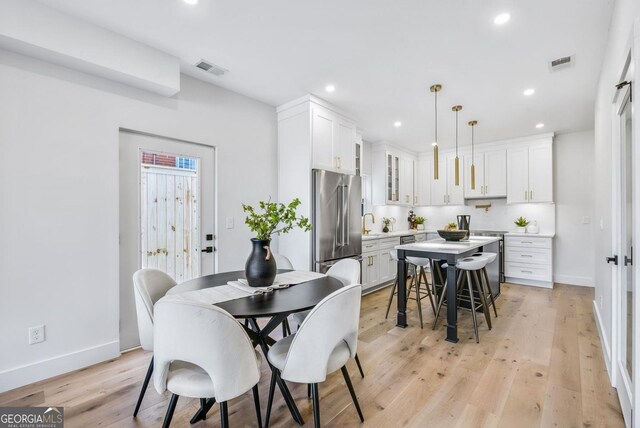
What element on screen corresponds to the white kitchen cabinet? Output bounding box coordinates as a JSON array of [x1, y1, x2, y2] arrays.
[[431, 154, 464, 205], [360, 236, 400, 290], [362, 251, 379, 290], [310, 104, 356, 174], [464, 149, 507, 198], [415, 156, 432, 206], [507, 143, 553, 204], [505, 235, 553, 288], [372, 145, 416, 206], [355, 132, 363, 176]]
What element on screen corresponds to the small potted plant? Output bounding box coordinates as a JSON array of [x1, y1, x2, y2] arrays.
[[382, 217, 392, 233], [242, 198, 311, 287], [415, 216, 426, 230], [514, 216, 529, 233]]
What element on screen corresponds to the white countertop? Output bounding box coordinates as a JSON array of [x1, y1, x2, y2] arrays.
[[362, 229, 433, 241], [396, 236, 502, 255]]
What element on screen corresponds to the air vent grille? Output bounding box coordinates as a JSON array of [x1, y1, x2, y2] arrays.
[[194, 60, 227, 76], [549, 55, 574, 70]]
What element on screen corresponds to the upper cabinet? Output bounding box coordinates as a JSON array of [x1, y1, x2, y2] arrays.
[[415, 156, 432, 206], [310, 105, 356, 174], [507, 141, 553, 204], [463, 149, 507, 199], [431, 154, 464, 206], [372, 145, 416, 206]]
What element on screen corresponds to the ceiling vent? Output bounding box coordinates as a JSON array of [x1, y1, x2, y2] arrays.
[[195, 59, 227, 76], [549, 55, 574, 71]]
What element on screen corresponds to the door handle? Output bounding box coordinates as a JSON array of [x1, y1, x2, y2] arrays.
[[201, 246, 214, 253], [606, 255, 618, 265], [625, 256, 633, 266]]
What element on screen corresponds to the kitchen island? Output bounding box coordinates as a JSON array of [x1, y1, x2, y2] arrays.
[[395, 236, 502, 343]]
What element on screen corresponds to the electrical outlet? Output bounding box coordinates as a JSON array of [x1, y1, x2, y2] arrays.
[[29, 325, 45, 345], [225, 217, 234, 229], [582, 216, 591, 224]]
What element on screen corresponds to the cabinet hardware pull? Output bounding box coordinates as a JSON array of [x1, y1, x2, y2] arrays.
[[444, 195, 446, 203], [522, 270, 533, 274], [522, 241, 533, 244], [524, 190, 528, 201], [521, 254, 533, 258], [530, 190, 533, 200]]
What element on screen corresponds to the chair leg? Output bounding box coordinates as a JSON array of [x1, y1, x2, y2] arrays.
[[311, 383, 321, 428], [341, 366, 364, 422], [282, 317, 291, 337], [466, 271, 480, 343], [133, 356, 154, 417], [307, 384, 312, 399], [190, 397, 216, 424], [354, 353, 365, 378], [483, 268, 499, 318], [384, 277, 398, 319], [473, 270, 492, 330], [415, 274, 423, 329], [264, 370, 277, 428], [220, 401, 229, 428], [162, 393, 179, 428], [432, 277, 448, 329], [420, 267, 437, 316], [252, 384, 263, 428]]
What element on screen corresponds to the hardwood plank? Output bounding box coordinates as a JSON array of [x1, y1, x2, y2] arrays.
[[0, 283, 625, 428]]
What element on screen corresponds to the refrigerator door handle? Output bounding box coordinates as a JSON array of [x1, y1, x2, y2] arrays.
[[343, 184, 350, 246], [336, 185, 344, 247]]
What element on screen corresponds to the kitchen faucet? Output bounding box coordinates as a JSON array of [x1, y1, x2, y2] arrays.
[[362, 213, 375, 235]]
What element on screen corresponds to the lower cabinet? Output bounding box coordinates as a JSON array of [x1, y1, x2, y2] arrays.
[[504, 235, 553, 288], [361, 236, 400, 291]]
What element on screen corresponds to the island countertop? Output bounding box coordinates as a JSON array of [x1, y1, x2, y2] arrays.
[[395, 236, 502, 254]]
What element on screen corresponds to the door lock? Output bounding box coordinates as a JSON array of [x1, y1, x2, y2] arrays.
[[625, 256, 633, 266], [201, 246, 214, 253], [606, 255, 618, 265]]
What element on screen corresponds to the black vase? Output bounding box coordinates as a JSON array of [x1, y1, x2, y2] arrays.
[[245, 238, 276, 287]]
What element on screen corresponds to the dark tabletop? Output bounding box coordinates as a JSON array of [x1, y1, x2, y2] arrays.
[[167, 269, 344, 318]]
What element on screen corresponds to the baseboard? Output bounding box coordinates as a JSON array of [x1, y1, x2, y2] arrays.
[[593, 300, 613, 383], [553, 274, 594, 287], [0, 341, 120, 393]]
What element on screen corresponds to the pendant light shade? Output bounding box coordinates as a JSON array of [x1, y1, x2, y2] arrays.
[[469, 120, 478, 190], [430, 84, 442, 180], [452, 105, 463, 186]]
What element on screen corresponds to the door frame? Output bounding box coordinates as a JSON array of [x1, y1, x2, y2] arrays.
[[610, 22, 640, 428]]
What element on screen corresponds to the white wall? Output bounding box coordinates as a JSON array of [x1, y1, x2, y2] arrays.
[[593, 0, 640, 377], [0, 49, 277, 392], [553, 130, 595, 286]]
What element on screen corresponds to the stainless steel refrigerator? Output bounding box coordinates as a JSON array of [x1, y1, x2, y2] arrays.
[[312, 169, 362, 273]]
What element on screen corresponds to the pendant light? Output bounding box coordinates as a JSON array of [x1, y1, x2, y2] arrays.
[[430, 84, 442, 180], [452, 105, 463, 186], [469, 120, 478, 190]]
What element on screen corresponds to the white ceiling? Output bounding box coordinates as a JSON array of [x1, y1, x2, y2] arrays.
[[36, 0, 614, 151]]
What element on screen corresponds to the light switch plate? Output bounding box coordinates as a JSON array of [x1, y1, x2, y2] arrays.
[[582, 216, 591, 224], [225, 217, 234, 229]]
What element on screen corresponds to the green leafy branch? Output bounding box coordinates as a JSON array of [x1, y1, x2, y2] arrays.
[[242, 198, 312, 241]]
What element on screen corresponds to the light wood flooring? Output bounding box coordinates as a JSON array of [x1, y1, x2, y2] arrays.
[[0, 283, 624, 427]]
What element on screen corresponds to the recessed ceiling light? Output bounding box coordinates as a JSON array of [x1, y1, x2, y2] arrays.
[[183, 0, 198, 4], [536, 123, 545, 129], [523, 88, 535, 96], [394, 121, 402, 128], [325, 84, 335, 93], [494, 13, 511, 25]]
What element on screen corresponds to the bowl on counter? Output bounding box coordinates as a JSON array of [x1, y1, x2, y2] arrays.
[[437, 230, 469, 241]]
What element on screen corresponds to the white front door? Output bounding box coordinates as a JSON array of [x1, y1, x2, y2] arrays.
[[119, 130, 215, 350]]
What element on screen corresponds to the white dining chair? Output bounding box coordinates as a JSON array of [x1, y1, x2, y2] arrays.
[[132, 268, 177, 417], [273, 253, 294, 270], [264, 284, 364, 428], [153, 299, 262, 428], [291, 259, 365, 378]]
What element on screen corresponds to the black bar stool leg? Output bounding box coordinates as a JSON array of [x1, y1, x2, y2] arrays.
[[473, 270, 492, 330], [466, 271, 480, 343], [264, 370, 277, 428], [384, 277, 398, 319], [220, 401, 229, 428], [483, 268, 499, 318]]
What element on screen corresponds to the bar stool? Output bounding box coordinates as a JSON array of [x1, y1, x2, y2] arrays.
[[471, 252, 499, 318], [433, 256, 492, 343], [385, 250, 436, 328]]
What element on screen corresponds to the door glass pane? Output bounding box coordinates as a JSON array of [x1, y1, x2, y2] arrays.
[[387, 154, 393, 201], [140, 150, 201, 282], [622, 96, 634, 377], [394, 156, 400, 201], [355, 143, 361, 176]]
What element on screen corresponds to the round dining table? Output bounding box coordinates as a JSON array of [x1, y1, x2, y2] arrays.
[[166, 269, 344, 426]]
